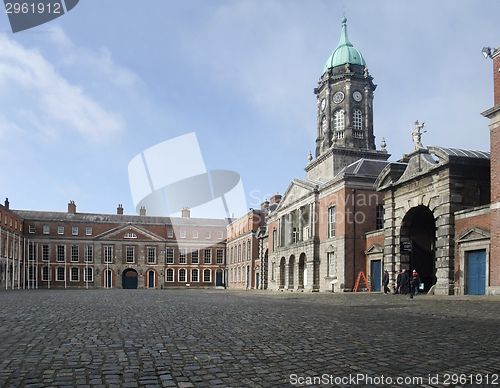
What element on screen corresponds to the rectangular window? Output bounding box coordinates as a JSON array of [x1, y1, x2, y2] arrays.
[[85, 246, 93, 262], [166, 248, 174, 264], [84, 268, 93, 282], [216, 249, 224, 265], [58, 226, 64, 235], [167, 229, 173, 238], [126, 247, 134, 263], [376, 205, 385, 230], [203, 269, 211, 282], [28, 266, 36, 281], [42, 245, 49, 261], [104, 246, 113, 263], [71, 267, 79, 282], [205, 231, 211, 239], [71, 246, 79, 262], [218, 231, 223, 240], [204, 249, 211, 264], [272, 229, 277, 250], [42, 266, 50, 281], [28, 244, 35, 261], [56, 267, 65, 281], [191, 269, 198, 282], [328, 252, 335, 277], [193, 230, 198, 239], [191, 249, 199, 264], [29, 225, 35, 233], [72, 226, 78, 235], [328, 206, 336, 238], [179, 248, 187, 264], [43, 225, 50, 234], [57, 245, 65, 262], [147, 247, 156, 264], [86, 227, 92, 236]]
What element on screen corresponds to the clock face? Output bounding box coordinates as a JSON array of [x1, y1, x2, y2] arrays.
[[320, 98, 326, 111], [332, 91, 344, 104], [353, 91, 363, 102]]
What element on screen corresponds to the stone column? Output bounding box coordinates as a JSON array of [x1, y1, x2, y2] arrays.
[[288, 213, 294, 245], [298, 207, 304, 242]]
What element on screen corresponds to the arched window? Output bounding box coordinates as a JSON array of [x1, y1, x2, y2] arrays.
[[203, 269, 211, 282], [353, 109, 362, 131], [247, 240, 251, 261], [231, 247, 233, 264], [321, 115, 327, 133], [242, 242, 246, 261], [179, 268, 186, 282], [166, 269, 174, 282], [124, 232, 137, 238], [333, 110, 345, 131], [238, 244, 241, 262], [191, 269, 199, 282]]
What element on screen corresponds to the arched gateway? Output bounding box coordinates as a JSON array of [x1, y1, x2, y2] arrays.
[[400, 205, 436, 292], [122, 268, 138, 289]]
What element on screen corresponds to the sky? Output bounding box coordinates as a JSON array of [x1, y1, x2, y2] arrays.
[[0, 0, 499, 217]]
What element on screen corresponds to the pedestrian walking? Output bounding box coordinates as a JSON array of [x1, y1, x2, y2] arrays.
[[394, 270, 402, 294], [382, 270, 390, 294], [410, 270, 421, 299], [400, 269, 409, 294]]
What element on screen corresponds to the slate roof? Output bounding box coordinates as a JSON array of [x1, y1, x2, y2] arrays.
[[11, 210, 230, 227]]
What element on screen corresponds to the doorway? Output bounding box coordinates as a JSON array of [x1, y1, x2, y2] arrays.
[[122, 268, 138, 289]]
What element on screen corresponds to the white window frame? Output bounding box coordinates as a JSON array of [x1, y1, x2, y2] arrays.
[[180, 230, 186, 239], [72, 226, 78, 236], [193, 230, 198, 239], [104, 246, 113, 263], [71, 246, 79, 262], [205, 231, 211, 239], [147, 247, 156, 264], [204, 249, 211, 264], [328, 206, 336, 238], [85, 246, 93, 263], [203, 269, 211, 282], [126, 247, 135, 263], [29, 225, 35, 234], [179, 268, 187, 283], [166, 248, 174, 264], [86, 227, 92, 236], [191, 249, 199, 264], [71, 267, 79, 282], [167, 229, 173, 238], [84, 268, 93, 282], [191, 268, 199, 282], [179, 248, 187, 264], [328, 252, 335, 277], [218, 231, 223, 240], [166, 268, 174, 282], [56, 267, 65, 281], [56, 245, 65, 262], [216, 249, 224, 265], [43, 225, 50, 235], [58, 226, 64, 235]]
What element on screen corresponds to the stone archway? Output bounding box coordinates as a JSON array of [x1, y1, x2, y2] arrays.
[[122, 268, 138, 289], [400, 205, 436, 292], [288, 255, 295, 289], [279, 257, 286, 289]]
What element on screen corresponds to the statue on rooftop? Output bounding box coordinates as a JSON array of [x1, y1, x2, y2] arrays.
[[412, 120, 426, 151]]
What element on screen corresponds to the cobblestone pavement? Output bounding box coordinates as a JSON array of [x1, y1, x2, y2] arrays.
[[1, 290, 500, 388]]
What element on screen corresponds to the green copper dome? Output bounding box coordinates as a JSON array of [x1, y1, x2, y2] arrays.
[[323, 16, 366, 75]]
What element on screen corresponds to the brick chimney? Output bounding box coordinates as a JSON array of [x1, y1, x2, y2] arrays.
[[68, 200, 76, 214], [117, 204, 124, 215], [493, 47, 500, 106], [4, 198, 9, 209], [140, 206, 146, 216], [261, 199, 270, 209], [270, 192, 282, 205], [182, 207, 190, 218]]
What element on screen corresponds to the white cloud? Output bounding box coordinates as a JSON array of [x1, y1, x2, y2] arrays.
[[0, 33, 125, 144]]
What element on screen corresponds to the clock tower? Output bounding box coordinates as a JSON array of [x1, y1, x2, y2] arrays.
[[306, 17, 389, 180]]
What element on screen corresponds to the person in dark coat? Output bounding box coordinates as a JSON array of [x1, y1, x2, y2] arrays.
[[410, 269, 421, 299], [382, 270, 390, 294], [400, 269, 409, 294], [394, 270, 402, 294]]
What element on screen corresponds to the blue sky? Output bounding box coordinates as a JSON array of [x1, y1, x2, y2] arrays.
[[0, 0, 499, 216]]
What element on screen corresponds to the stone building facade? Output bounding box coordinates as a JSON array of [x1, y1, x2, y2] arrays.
[[0, 199, 25, 289], [264, 17, 390, 292]]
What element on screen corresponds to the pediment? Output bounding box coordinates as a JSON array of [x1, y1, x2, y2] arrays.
[[277, 179, 317, 210], [365, 243, 383, 255], [95, 224, 165, 241], [455, 227, 490, 243]]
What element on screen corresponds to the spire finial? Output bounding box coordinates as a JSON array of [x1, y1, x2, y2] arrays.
[[308, 151, 313, 163]]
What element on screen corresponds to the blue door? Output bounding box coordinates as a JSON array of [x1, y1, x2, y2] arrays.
[[371, 260, 382, 292], [246, 266, 250, 288], [468, 250, 486, 295]]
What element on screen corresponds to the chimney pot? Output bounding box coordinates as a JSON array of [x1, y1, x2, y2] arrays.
[[140, 206, 146, 216], [4, 198, 9, 209], [117, 204, 124, 215], [181, 207, 190, 218]]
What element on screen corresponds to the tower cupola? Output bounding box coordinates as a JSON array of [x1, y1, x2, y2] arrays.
[[323, 16, 366, 75]]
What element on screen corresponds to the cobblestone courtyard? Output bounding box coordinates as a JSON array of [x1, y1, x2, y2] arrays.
[[0, 290, 499, 388]]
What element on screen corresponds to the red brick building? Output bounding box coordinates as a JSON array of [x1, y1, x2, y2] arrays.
[[1, 200, 228, 289]]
